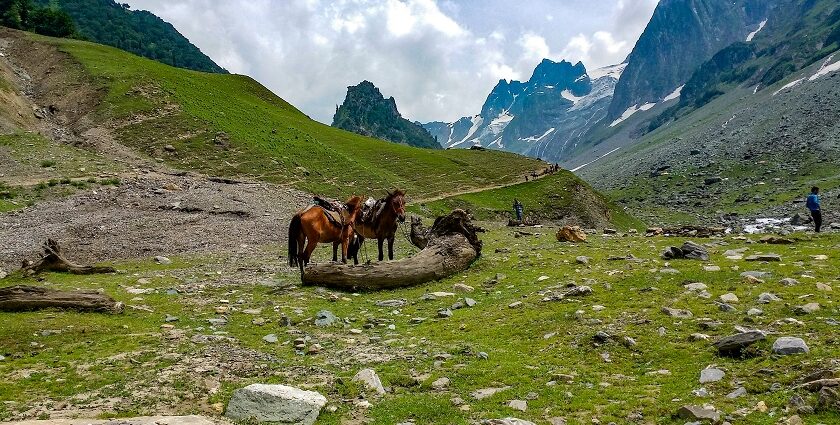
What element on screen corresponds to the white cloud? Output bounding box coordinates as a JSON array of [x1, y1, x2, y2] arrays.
[[128, 0, 658, 123]]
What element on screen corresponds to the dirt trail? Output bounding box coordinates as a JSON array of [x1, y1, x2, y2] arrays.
[[410, 167, 553, 204]]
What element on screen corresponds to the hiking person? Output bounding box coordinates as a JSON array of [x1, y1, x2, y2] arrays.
[[513, 199, 524, 222], [806, 186, 822, 233]]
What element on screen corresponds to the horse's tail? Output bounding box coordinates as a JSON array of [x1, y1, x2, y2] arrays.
[[288, 214, 303, 267]]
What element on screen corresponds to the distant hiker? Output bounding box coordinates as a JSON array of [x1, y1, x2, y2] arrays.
[[806, 186, 822, 233], [513, 199, 524, 222]]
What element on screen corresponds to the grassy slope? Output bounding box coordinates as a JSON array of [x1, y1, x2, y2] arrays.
[[415, 172, 643, 230], [32, 35, 546, 200], [1, 230, 838, 423]]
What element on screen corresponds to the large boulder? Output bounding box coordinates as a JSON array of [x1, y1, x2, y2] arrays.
[[714, 330, 766, 356], [772, 337, 809, 355], [353, 368, 386, 395], [681, 241, 709, 260], [556, 226, 587, 243], [676, 405, 721, 423], [225, 384, 327, 425]]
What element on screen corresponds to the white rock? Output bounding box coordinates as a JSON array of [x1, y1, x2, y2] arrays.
[[353, 368, 386, 395], [225, 384, 327, 425], [481, 418, 536, 425], [154, 256, 172, 265], [772, 337, 809, 355], [507, 400, 527, 411], [719, 293, 739, 303]]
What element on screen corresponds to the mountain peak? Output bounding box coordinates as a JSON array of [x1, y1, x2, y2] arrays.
[[332, 81, 439, 149]]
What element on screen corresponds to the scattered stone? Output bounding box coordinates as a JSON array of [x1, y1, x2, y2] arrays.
[[780, 278, 799, 286], [263, 334, 278, 344], [225, 384, 327, 425], [745, 254, 782, 262], [661, 307, 693, 318], [575, 256, 590, 265], [741, 271, 770, 279], [727, 387, 747, 399], [154, 256, 172, 265], [507, 400, 527, 411], [163, 144, 177, 152], [306, 344, 321, 355], [772, 337, 809, 355], [465, 297, 477, 307], [811, 254, 828, 261], [376, 299, 407, 308], [431, 377, 450, 390], [622, 336, 637, 348], [690, 333, 710, 341], [659, 268, 680, 274], [471, 386, 511, 400], [676, 405, 720, 423], [714, 330, 766, 355], [207, 317, 227, 326], [508, 301, 523, 309], [699, 368, 725, 383], [719, 293, 739, 303], [453, 283, 474, 292], [430, 291, 456, 297], [685, 282, 708, 291], [717, 302, 737, 313], [794, 303, 820, 315], [164, 314, 179, 322], [353, 368, 386, 395], [480, 419, 536, 425], [703, 265, 721, 272], [747, 308, 763, 317], [759, 236, 794, 244], [758, 293, 780, 303], [314, 310, 338, 327], [816, 283, 832, 292], [437, 308, 453, 318], [593, 331, 611, 344], [556, 226, 587, 242]]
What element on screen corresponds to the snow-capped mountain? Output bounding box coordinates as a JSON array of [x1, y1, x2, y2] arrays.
[[423, 59, 625, 162]]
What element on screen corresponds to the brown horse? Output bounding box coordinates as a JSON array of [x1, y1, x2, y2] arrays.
[[288, 196, 362, 273], [353, 190, 407, 261]]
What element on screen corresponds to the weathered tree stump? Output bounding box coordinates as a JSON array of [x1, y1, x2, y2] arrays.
[[21, 239, 116, 276], [0, 285, 124, 313], [302, 210, 483, 291]]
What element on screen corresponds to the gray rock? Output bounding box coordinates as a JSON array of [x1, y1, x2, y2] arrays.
[[714, 330, 766, 355], [165, 315, 179, 322], [772, 337, 809, 355], [745, 254, 782, 262], [471, 386, 510, 400], [593, 331, 611, 343], [661, 307, 692, 318], [507, 399, 527, 411], [681, 241, 710, 261], [0, 269, 6, 279], [207, 317, 227, 326], [376, 299, 406, 308], [741, 271, 771, 279], [699, 368, 725, 383], [431, 377, 450, 390], [747, 308, 764, 317], [465, 297, 477, 307], [481, 419, 536, 425], [314, 310, 338, 327], [719, 293, 739, 303], [727, 387, 747, 399], [353, 368, 386, 395], [225, 383, 326, 425], [684, 282, 708, 291], [676, 405, 720, 423], [794, 303, 820, 315], [758, 293, 780, 303], [780, 278, 799, 286], [576, 256, 590, 265], [263, 334, 278, 344], [154, 256, 172, 265], [437, 308, 453, 318], [717, 302, 737, 313]]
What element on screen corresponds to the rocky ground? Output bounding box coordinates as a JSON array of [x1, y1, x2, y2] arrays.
[[1, 225, 839, 424]]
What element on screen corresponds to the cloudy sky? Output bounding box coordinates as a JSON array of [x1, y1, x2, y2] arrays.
[[130, 0, 659, 124]]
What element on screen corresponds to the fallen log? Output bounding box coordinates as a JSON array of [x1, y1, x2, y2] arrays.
[[302, 210, 482, 291], [21, 239, 116, 276], [0, 285, 124, 313]]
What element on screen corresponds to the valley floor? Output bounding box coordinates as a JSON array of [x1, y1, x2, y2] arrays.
[[1, 223, 839, 424]]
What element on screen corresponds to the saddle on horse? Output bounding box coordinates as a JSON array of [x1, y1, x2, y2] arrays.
[[359, 197, 382, 224], [312, 196, 352, 227]]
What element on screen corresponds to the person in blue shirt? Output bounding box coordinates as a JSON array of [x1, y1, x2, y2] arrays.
[[806, 186, 822, 233]]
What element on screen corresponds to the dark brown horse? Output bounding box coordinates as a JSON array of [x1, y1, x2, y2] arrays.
[[288, 196, 362, 273], [353, 190, 406, 261]]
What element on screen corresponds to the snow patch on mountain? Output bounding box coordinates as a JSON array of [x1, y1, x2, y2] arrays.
[[610, 102, 656, 127], [809, 55, 840, 81], [663, 85, 684, 102], [588, 63, 627, 81], [488, 112, 514, 135], [464, 115, 484, 141], [773, 78, 805, 96], [520, 128, 555, 143], [746, 19, 767, 42], [561, 90, 585, 104]]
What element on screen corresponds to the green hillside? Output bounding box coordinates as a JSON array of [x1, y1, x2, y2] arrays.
[[23, 32, 548, 201], [33, 0, 227, 73]]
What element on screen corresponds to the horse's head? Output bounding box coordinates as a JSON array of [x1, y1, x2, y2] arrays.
[[386, 189, 406, 223], [345, 196, 364, 220]]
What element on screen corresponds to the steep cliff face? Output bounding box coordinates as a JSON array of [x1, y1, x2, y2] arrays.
[[607, 0, 774, 121], [332, 81, 439, 149]]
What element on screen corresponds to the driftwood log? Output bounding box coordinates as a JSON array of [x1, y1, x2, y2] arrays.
[[0, 285, 124, 313], [21, 239, 116, 276], [302, 210, 483, 291]]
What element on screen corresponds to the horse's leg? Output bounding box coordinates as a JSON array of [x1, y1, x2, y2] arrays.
[[388, 236, 395, 260], [340, 231, 349, 264], [377, 238, 384, 261], [332, 241, 339, 263], [304, 238, 318, 267]]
